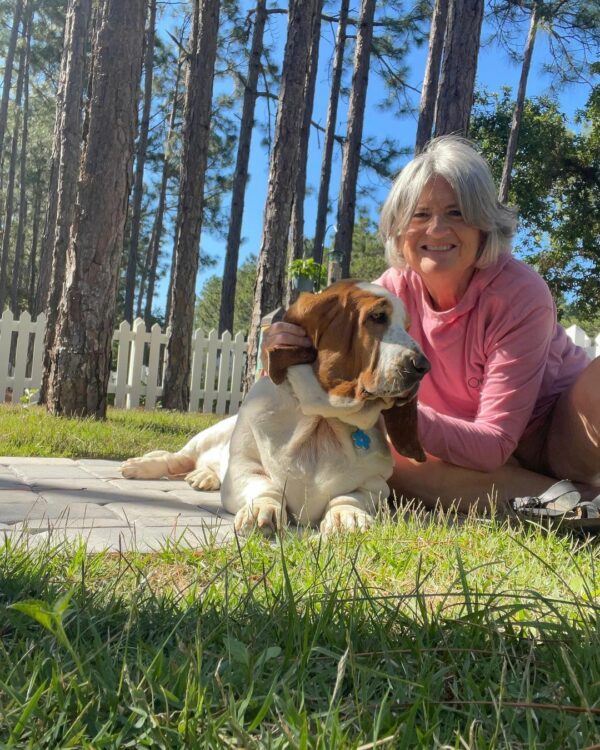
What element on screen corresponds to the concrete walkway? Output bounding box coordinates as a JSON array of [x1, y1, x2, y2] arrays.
[[0, 457, 235, 552]]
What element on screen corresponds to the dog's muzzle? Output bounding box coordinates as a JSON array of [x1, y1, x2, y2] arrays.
[[361, 349, 430, 403]]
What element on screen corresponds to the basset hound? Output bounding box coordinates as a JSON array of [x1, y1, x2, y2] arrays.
[[121, 280, 430, 535]]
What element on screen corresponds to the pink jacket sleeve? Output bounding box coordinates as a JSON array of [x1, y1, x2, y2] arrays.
[[417, 304, 556, 471]]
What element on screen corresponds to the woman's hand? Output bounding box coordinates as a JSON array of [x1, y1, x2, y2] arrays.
[[261, 322, 313, 363]]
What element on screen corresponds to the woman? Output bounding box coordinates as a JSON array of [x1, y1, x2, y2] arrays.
[[264, 136, 600, 512]]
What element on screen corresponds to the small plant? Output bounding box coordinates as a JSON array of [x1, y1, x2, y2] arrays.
[[19, 387, 39, 407], [288, 258, 326, 288]]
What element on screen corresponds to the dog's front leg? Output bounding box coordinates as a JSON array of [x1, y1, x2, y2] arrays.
[[121, 450, 196, 480], [221, 467, 287, 537], [320, 478, 389, 536]]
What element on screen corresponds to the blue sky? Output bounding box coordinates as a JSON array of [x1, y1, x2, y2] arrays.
[[154, 4, 594, 315]]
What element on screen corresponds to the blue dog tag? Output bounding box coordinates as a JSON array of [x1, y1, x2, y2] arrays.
[[352, 429, 371, 450]]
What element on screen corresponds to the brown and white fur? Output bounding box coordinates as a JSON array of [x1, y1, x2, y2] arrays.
[[121, 281, 430, 535]]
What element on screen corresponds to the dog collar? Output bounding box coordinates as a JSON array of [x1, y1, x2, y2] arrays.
[[351, 428, 371, 450]]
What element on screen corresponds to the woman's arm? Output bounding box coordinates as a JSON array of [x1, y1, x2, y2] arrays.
[[416, 304, 556, 471]]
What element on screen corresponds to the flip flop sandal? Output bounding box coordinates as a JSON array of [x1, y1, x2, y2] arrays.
[[509, 480, 600, 535]]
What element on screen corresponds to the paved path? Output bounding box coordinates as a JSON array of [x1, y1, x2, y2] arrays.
[[0, 457, 235, 552]]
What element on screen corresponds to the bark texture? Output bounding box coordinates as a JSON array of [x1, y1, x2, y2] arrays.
[[46, 0, 145, 417], [162, 0, 220, 410], [498, 3, 539, 203], [286, 0, 323, 305], [27, 183, 42, 311], [244, 0, 321, 391], [123, 0, 157, 323], [139, 47, 183, 327], [312, 0, 348, 265], [415, 0, 448, 153], [335, 0, 376, 279], [433, 0, 484, 137], [0, 25, 27, 312], [0, 0, 24, 160], [218, 0, 267, 335], [39, 0, 92, 403], [35, 0, 91, 317], [11, 7, 32, 315]]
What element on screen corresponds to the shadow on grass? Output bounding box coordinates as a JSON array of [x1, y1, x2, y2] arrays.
[[1, 528, 600, 747]]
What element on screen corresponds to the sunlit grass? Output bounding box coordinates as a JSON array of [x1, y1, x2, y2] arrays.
[[2, 508, 600, 747], [0, 404, 221, 460]]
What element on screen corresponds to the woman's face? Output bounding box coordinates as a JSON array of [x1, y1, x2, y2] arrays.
[[398, 177, 483, 296]]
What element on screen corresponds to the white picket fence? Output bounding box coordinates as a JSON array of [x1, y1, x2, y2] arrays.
[[1, 311, 247, 415], [0, 310, 598, 415]]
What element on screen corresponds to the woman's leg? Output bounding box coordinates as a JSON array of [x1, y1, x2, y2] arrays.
[[544, 358, 600, 486], [389, 451, 557, 514]]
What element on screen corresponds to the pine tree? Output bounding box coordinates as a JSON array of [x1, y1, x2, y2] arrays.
[[162, 0, 221, 410], [244, 0, 321, 390], [46, 0, 145, 417], [334, 0, 377, 278], [218, 0, 267, 335], [123, 0, 157, 323]]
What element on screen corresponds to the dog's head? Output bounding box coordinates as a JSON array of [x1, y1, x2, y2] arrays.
[[267, 280, 430, 461]]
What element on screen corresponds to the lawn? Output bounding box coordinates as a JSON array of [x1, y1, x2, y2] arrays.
[[0, 404, 221, 459], [1, 405, 600, 747]]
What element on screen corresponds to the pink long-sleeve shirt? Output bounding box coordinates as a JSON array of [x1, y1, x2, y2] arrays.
[[375, 254, 590, 471]]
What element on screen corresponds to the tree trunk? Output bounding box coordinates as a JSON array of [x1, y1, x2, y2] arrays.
[[0, 0, 24, 161], [335, 0, 376, 279], [11, 6, 32, 315], [415, 0, 448, 153], [0, 22, 27, 312], [123, 0, 157, 323], [244, 0, 322, 391], [27, 183, 42, 311], [162, 0, 220, 411], [164, 216, 178, 326], [498, 3, 539, 203], [46, 0, 145, 418], [34, 0, 91, 318], [218, 0, 267, 336], [140, 53, 183, 327], [312, 0, 349, 266], [39, 0, 92, 403], [285, 0, 323, 305], [138, 29, 185, 325], [433, 0, 483, 138]]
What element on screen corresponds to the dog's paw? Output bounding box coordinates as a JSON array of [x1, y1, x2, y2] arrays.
[[185, 466, 221, 491], [234, 501, 288, 537], [121, 455, 169, 480], [320, 508, 373, 536]]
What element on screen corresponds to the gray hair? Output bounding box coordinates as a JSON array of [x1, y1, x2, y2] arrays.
[[379, 136, 518, 269]]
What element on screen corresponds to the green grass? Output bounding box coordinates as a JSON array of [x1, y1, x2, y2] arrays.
[[2, 403, 600, 746], [2, 513, 600, 747], [0, 404, 221, 459]]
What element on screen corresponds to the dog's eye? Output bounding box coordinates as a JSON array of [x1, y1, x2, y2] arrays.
[[368, 311, 388, 325]]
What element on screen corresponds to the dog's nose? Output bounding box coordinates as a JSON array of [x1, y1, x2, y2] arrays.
[[407, 352, 430, 379]]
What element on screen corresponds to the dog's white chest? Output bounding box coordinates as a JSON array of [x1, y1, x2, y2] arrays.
[[221, 376, 394, 526]]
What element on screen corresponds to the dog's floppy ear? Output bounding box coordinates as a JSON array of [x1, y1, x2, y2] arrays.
[[266, 291, 319, 385], [268, 344, 317, 385], [382, 399, 426, 462]]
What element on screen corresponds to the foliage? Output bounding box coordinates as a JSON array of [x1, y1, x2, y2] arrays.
[[471, 87, 600, 324], [348, 213, 389, 281], [487, 0, 600, 90], [288, 257, 325, 284], [195, 254, 258, 335]]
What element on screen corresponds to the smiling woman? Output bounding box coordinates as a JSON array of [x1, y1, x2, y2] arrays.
[[375, 136, 599, 510]]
